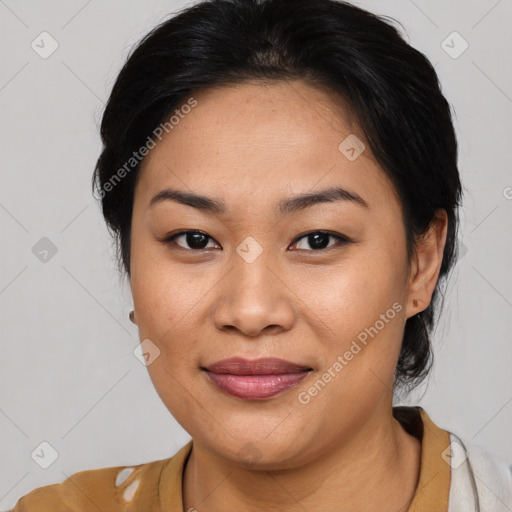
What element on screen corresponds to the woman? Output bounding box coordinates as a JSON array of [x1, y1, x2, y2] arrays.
[[11, 0, 512, 510]]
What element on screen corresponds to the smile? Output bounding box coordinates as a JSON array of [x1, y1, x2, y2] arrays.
[[201, 357, 313, 400]]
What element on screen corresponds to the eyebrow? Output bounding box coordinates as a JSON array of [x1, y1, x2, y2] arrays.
[[148, 186, 369, 216]]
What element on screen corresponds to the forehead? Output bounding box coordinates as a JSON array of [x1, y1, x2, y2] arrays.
[[135, 80, 398, 213]]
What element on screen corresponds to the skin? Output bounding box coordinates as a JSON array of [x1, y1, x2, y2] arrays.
[[129, 79, 448, 511]]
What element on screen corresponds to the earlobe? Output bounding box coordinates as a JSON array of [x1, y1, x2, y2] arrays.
[[406, 209, 448, 318]]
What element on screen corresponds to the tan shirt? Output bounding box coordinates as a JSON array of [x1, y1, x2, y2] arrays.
[[12, 406, 450, 511]]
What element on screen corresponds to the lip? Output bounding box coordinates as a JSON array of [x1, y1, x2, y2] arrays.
[[201, 357, 313, 400], [203, 357, 312, 375]]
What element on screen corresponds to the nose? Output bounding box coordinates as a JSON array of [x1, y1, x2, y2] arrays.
[[211, 252, 296, 338]]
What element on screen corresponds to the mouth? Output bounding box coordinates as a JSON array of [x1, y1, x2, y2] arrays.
[[201, 357, 313, 400]]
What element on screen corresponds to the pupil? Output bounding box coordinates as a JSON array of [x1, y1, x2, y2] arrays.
[[188, 232, 208, 249], [309, 233, 329, 249]]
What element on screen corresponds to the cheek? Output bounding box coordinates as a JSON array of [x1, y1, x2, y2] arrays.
[[130, 237, 206, 333], [298, 249, 406, 330], [299, 244, 408, 384]]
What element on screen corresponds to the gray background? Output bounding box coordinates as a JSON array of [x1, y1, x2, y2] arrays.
[[1, 0, 511, 509]]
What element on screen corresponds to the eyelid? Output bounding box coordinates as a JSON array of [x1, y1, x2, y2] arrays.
[[159, 229, 352, 252]]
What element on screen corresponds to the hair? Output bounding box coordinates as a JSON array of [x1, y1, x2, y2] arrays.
[[92, 0, 462, 391]]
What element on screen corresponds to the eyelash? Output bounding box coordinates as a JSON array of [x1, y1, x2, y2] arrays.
[[159, 230, 352, 252]]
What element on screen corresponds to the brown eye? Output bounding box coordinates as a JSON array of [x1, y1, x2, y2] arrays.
[[160, 229, 351, 252], [163, 231, 220, 250], [290, 231, 351, 251]]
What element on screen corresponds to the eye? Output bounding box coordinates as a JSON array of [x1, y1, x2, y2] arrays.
[[162, 230, 220, 250], [289, 230, 351, 251], [160, 229, 351, 252]]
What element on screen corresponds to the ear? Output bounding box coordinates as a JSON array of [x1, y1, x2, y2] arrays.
[[406, 209, 449, 319]]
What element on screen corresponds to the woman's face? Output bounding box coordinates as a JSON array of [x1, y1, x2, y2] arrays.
[[129, 80, 427, 468]]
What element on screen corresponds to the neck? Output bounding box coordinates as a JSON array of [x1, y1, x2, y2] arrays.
[[182, 404, 421, 512]]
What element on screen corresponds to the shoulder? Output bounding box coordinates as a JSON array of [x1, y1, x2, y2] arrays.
[[11, 457, 170, 512], [448, 432, 512, 511], [404, 407, 512, 510]]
